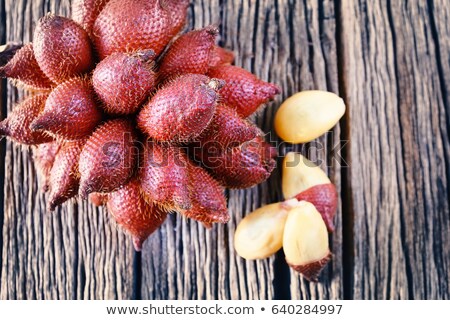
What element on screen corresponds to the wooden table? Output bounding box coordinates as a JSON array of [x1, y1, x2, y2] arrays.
[[1, 0, 449, 299]]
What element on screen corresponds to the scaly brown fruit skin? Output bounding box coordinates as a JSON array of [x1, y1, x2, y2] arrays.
[[196, 104, 260, 150], [0, 94, 53, 145], [0, 42, 22, 66], [31, 77, 103, 140], [208, 46, 234, 67], [107, 179, 168, 251], [48, 140, 85, 211], [93, 0, 173, 59], [295, 184, 338, 232], [33, 14, 93, 83], [282, 152, 337, 232], [33, 141, 60, 192], [282, 201, 331, 282], [92, 51, 156, 115], [78, 119, 138, 197], [202, 136, 277, 189], [137, 74, 221, 142], [0, 44, 53, 90], [288, 252, 332, 282], [89, 192, 109, 206], [162, 0, 190, 37], [158, 25, 218, 80], [72, 0, 110, 38], [139, 141, 191, 211], [208, 65, 280, 118], [184, 162, 229, 225]]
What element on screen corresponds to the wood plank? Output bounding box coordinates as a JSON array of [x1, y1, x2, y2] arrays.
[[0, 0, 6, 286], [0, 0, 135, 299], [140, 0, 344, 299], [340, 0, 450, 299]]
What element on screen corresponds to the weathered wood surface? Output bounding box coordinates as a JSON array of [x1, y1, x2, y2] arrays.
[[0, 0, 449, 299]]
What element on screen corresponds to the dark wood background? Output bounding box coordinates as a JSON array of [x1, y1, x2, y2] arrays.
[[1, 0, 449, 299]]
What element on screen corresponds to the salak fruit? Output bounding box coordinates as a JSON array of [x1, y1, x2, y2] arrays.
[[0, 0, 279, 251]]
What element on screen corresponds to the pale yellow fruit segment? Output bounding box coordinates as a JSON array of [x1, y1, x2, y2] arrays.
[[283, 201, 329, 266], [234, 202, 292, 260], [282, 152, 330, 199], [274, 90, 345, 143]]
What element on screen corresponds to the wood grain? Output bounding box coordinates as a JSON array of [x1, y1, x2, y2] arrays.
[[339, 0, 450, 299], [1, 0, 449, 300], [1, 0, 135, 299]]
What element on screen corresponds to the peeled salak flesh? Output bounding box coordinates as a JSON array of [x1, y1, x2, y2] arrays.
[[0, 0, 280, 249]]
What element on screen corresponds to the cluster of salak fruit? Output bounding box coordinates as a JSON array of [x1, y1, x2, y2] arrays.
[[0, 0, 280, 250]]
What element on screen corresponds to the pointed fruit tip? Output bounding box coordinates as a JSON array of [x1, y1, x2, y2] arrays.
[[30, 118, 46, 131], [78, 184, 90, 199], [288, 251, 332, 282], [205, 24, 219, 36], [132, 237, 144, 251], [0, 121, 8, 137], [0, 66, 6, 78]]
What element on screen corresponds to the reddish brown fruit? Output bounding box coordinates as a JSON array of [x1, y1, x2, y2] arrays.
[[0, 94, 53, 145], [92, 51, 156, 115], [162, 0, 190, 37], [0, 42, 22, 66], [0, 44, 53, 90], [48, 140, 85, 211], [78, 119, 138, 197], [202, 136, 277, 189], [33, 14, 93, 83], [288, 253, 332, 282], [33, 141, 60, 192], [107, 179, 168, 251], [295, 184, 338, 232], [196, 104, 261, 150], [72, 0, 110, 38], [137, 74, 222, 142], [89, 193, 109, 207], [208, 65, 280, 117], [93, 0, 173, 59], [139, 142, 190, 211], [283, 201, 331, 281], [31, 77, 102, 140], [184, 162, 229, 225], [209, 46, 234, 67], [158, 25, 218, 80], [282, 152, 337, 232]]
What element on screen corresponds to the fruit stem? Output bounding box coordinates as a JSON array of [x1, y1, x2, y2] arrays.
[[208, 78, 225, 91], [136, 49, 156, 63]]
